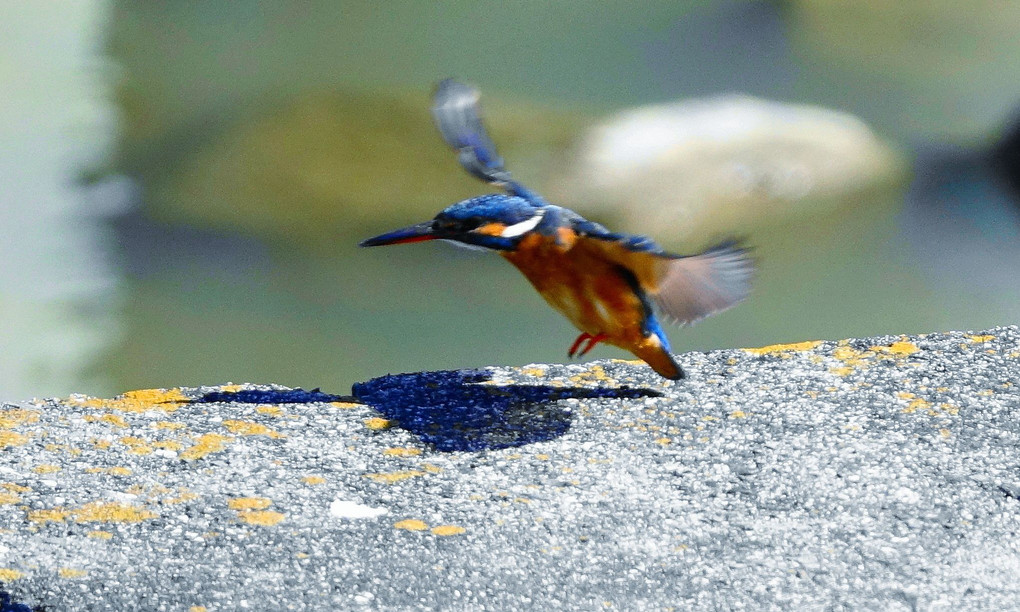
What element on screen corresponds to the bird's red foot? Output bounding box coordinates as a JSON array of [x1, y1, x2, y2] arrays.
[[568, 332, 608, 358]]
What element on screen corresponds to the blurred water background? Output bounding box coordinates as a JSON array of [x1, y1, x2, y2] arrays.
[[3, 0, 1020, 400]]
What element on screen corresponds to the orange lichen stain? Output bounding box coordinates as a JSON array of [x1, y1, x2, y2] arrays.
[[743, 340, 822, 355], [654, 437, 672, 445], [902, 399, 932, 414], [0, 408, 39, 429], [227, 497, 272, 511], [153, 421, 185, 431], [0, 431, 28, 449], [872, 341, 919, 356], [0, 569, 23, 581], [256, 405, 283, 416], [967, 334, 994, 343], [87, 530, 113, 540], [58, 567, 87, 579], [28, 508, 69, 524], [301, 475, 326, 485], [239, 510, 285, 526], [2, 483, 30, 493], [330, 401, 362, 409], [729, 410, 748, 419], [393, 519, 428, 531], [222, 420, 285, 439], [431, 525, 466, 536], [365, 471, 426, 484], [363, 417, 394, 430], [179, 433, 233, 461], [382, 447, 421, 457], [33, 464, 61, 474], [84, 413, 129, 428], [72, 502, 157, 523], [119, 436, 154, 455], [0, 492, 20, 505], [67, 388, 189, 414]]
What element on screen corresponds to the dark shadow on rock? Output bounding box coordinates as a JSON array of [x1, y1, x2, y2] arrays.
[[0, 590, 34, 612], [352, 370, 662, 452], [196, 388, 355, 404]]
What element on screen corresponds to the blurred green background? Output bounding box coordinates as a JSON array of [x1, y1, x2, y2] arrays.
[[3, 0, 1020, 400]]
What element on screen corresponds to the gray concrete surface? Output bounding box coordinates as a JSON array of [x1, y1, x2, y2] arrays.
[[1, 327, 1019, 610]]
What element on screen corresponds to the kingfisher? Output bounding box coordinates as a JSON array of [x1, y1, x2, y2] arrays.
[[360, 79, 753, 380]]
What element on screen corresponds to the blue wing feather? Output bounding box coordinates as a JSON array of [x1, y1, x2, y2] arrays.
[[432, 79, 546, 205]]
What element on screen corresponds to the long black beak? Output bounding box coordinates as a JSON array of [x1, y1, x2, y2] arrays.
[[359, 222, 437, 247]]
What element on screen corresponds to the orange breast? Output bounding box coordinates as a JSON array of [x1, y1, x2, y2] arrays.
[[502, 233, 648, 347]]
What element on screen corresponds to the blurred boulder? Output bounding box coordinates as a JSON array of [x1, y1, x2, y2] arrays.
[[551, 95, 905, 247]]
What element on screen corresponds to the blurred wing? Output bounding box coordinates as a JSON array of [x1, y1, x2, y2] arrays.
[[431, 79, 546, 205], [652, 242, 754, 325], [578, 230, 753, 325], [432, 79, 509, 184]]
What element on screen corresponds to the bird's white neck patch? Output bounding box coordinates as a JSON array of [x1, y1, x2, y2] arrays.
[[500, 210, 545, 238]]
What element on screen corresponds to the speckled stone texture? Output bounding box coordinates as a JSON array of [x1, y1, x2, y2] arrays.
[[1, 327, 1019, 610]]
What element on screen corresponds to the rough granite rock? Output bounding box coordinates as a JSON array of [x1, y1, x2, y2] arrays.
[[1, 327, 1019, 610]]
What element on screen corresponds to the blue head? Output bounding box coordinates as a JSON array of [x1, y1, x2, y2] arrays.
[[360, 195, 548, 252]]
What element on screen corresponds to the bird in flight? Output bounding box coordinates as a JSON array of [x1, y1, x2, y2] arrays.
[[360, 79, 753, 379]]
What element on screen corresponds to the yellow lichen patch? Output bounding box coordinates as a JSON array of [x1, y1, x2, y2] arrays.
[[0, 431, 28, 449], [163, 490, 200, 505], [569, 365, 615, 385], [829, 366, 854, 377], [222, 420, 285, 439], [0, 569, 23, 581], [743, 340, 822, 355], [330, 401, 362, 409], [872, 341, 919, 356], [153, 440, 184, 451], [217, 384, 244, 393], [422, 464, 443, 474], [967, 334, 995, 343], [0, 492, 20, 505], [84, 413, 130, 428], [940, 428, 952, 438], [431, 525, 466, 536], [363, 417, 394, 430], [534, 454, 550, 461], [27, 508, 69, 524], [87, 530, 112, 540], [393, 519, 428, 531], [365, 471, 426, 484], [902, 398, 932, 414], [382, 447, 421, 457], [67, 388, 189, 414], [896, 392, 915, 400], [107, 467, 132, 476], [301, 476, 326, 485], [58, 568, 87, 579], [2, 483, 30, 493], [832, 346, 871, 367], [179, 433, 233, 461], [153, 421, 185, 431], [33, 464, 61, 474], [654, 437, 672, 445], [238, 510, 285, 526], [519, 367, 547, 377], [0, 408, 39, 429], [729, 410, 747, 419], [72, 502, 157, 523], [91, 438, 112, 450], [119, 436, 154, 455], [190, 607, 208, 612], [227, 497, 272, 511], [256, 405, 283, 416]]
